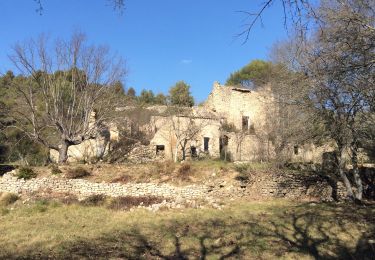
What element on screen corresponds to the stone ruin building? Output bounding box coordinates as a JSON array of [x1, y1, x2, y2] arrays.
[[51, 82, 337, 163]]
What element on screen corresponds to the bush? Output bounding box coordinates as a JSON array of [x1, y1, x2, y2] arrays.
[[59, 194, 79, 205], [4, 129, 48, 166], [17, 167, 37, 180], [0, 193, 19, 206], [33, 199, 49, 213], [234, 164, 250, 174], [107, 196, 164, 210], [49, 164, 62, 175], [234, 164, 251, 183], [1, 208, 10, 215], [65, 167, 91, 179], [234, 173, 250, 183], [178, 163, 191, 175], [154, 160, 176, 175], [80, 194, 107, 206], [221, 122, 238, 132], [111, 174, 131, 183]]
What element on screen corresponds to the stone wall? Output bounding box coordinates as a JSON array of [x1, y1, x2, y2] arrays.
[[0, 170, 346, 202], [0, 172, 207, 200], [150, 115, 222, 160], [204, 82, 274, 132], [126, 144, 159, 163]]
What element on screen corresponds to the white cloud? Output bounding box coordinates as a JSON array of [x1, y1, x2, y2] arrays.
[[180, 59, 192, 64]]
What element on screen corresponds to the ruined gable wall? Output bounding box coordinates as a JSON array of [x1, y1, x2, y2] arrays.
[[204, 83, 274, 132], [150, 116, 175, 160]]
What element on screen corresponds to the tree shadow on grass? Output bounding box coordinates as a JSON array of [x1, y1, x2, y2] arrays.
[[1, 203, 374, 259]]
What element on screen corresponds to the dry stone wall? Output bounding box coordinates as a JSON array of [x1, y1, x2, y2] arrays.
[[0, 170, 346, 202], [202, 173, 346, 201], [126, 144, 159, 164], [0, 172, 207, 200]]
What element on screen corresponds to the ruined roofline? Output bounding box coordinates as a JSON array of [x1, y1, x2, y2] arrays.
[[231, 87, 251, 93], [152, 113, 221, 120], [212, 81, 253, 93], [172, 114, 221, 120]]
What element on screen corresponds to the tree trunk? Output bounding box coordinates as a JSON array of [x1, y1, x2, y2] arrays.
[[58, 140, 69, 164], [351, 145, 363, 200], [181, 148, 186, 161], [174, 143, 179, 163], [181, 140, 188, 161], [337, 147, 355, 200]]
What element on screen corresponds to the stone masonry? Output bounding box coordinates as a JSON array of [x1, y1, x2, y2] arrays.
[[0, 172, 207, 200], [0, 170, 345, 202]]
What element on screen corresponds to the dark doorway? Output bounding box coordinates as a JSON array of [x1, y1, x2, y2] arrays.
[[242, 116, 249, 130], [294, 145, 299, 155], [204, 137, 210, 152], [156, 145, 165, 155], [190, 146, 197, 157]]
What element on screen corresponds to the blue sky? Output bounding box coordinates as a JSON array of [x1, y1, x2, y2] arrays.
[[0, 0, 288, 102]]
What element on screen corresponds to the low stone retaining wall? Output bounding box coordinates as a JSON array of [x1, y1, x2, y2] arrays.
[[242, 171, 346, 200], [0, 170, 346, 202], [205, 172, 346, 201], [0, 172, 207, 200]]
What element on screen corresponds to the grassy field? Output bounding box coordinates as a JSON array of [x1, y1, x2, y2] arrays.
[[0, 197, 374, 259]]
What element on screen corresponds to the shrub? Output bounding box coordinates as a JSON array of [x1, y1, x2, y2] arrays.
[[65, 167, 91, 179], [1, 208, 10, 215], [178, 163, 191, 175], [234, 173, 250, 183], [59, 195, 79, 205], [0, 193, 19, 206], [234, 164, 251, 183], [17, 167, 37, 180], [154, 160, 176, 175], [33, 199, 49, 213], [111, 174, 131, 183], [107, 196, 164, 210], [81, 194, 107, 206], [49, 164, 62, 175], [221, 122, 238, 132], [234, 164, 250, 174]]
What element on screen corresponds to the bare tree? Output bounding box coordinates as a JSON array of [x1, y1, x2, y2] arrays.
[[243, 0, 374, 201], [240, 0, 374, 44], [271, 1, 375, 201], [9, 32, 126, 163]]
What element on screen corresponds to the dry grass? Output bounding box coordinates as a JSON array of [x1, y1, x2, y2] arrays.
[[56, 160, 238, 185], [78, 194, 164, 210], [0, 199, 373, 259], [65, 166, 91, 179], [0, 193, 19, 206], [107, 196, 165, 210], [22, 160, 272, 186]]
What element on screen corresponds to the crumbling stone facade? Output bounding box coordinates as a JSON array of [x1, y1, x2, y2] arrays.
[[149, 83, 284, 162], [54, 82, 334, 163]]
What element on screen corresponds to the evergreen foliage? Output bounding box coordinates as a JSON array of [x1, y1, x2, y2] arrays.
[[226, 60, 273, 89], [168, 81, 194, 107]]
